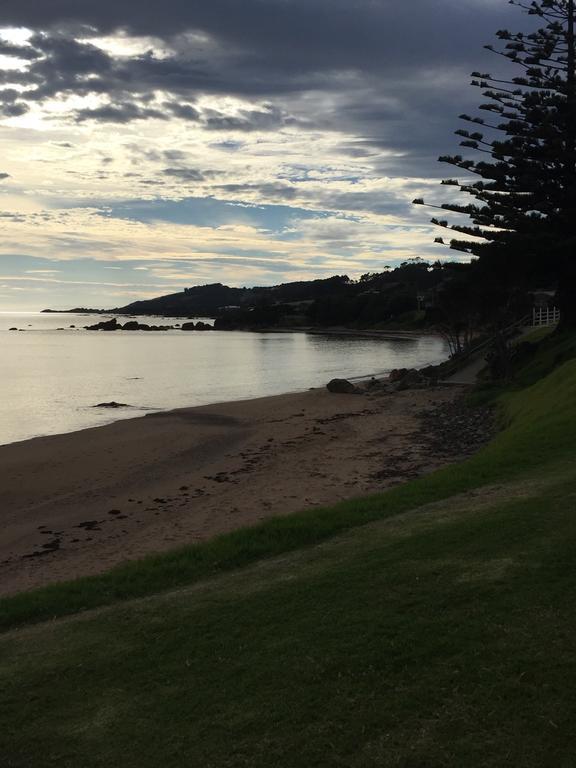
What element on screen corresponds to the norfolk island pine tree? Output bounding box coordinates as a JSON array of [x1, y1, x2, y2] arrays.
[[414, 0, 576, 330]]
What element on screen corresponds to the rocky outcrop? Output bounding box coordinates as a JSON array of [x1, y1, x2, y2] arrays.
[[85, 318, 120, 331], [365, 368, 437, 395], [85, 319, 173, 331]]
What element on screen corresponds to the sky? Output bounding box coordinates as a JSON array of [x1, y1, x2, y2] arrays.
[[0, 0, 522, 310]]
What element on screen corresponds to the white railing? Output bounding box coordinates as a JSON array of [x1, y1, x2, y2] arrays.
[[532, 306, 560, 327]]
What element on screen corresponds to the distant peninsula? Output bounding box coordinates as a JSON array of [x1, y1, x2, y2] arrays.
[[42, 261, 456, 331]]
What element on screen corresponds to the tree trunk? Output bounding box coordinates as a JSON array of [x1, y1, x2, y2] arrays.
[[558, 0, 576, 332], [556, 251, 576, 330]]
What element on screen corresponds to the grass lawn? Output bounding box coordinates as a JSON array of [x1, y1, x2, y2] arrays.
[[1, 331, 576, 767]]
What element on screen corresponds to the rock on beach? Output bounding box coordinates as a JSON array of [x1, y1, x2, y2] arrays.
[[326, 378, 362, 394]]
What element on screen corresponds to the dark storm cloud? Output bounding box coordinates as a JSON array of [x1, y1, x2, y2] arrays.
[[0, 0, 526, 181], [0, 27, 309, 127], [0, 39, 39, 59], [0, 101, 28, 117], [0, 1, 519, 74], [203, 104, 299, 131], [165, 102, 201, 121], [0, 2, 521, 102]]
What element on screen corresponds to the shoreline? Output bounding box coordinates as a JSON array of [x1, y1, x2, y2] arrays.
[[0, 359, 450, 451], [0, 379, 490, 597], [1, 317, 450, 447]]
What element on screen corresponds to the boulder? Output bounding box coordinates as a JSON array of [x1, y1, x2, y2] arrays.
[[326, 378, 361, 394], [122, 321, 141, 330], [393, 369, 427, 391], [9, 327, 17, 331], [181, 322, 197, 331], [388, 368, 409, 382], [195, 322, 212, 331], [418, 365, 439, 385]]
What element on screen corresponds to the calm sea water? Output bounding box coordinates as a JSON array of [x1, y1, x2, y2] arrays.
[[0, 312, 449, 446]]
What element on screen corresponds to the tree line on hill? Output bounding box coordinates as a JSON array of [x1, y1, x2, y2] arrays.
[[104, 256, 548, 345]]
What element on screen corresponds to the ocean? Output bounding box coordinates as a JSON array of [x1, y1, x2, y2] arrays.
[[1, 312, 450, 445]]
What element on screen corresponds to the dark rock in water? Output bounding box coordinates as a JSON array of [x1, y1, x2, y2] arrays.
[[69, 325, 76, 328], [9, 327, 17, 331], [181, 321, 213, 331], [85, 318, 119, 331], [123, 321, 172, 331], [326, 378, 361, 394], [93, 401, 130, 408], [85, 318, 172, 332]]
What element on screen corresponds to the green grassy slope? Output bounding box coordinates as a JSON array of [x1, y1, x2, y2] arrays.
[[1, 332, 576, 767], [2, 334, 576, 632]]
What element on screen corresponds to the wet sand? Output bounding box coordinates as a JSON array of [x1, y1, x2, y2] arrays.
[[0, 384, 489, 596]]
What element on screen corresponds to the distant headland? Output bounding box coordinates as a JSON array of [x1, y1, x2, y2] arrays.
[[40, 260, 466, 332]]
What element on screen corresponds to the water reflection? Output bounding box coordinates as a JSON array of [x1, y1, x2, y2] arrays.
[[0, 313, 449, 445]]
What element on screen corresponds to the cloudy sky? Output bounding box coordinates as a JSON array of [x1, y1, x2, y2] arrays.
[[0, 0, 520, 310]]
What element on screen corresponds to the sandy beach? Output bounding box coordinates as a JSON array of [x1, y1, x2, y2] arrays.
[[0, 382, 491, 596]]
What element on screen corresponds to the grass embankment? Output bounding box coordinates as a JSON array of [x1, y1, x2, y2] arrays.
[[2, 333, 576, 632], [2, 331, 576, 767]]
